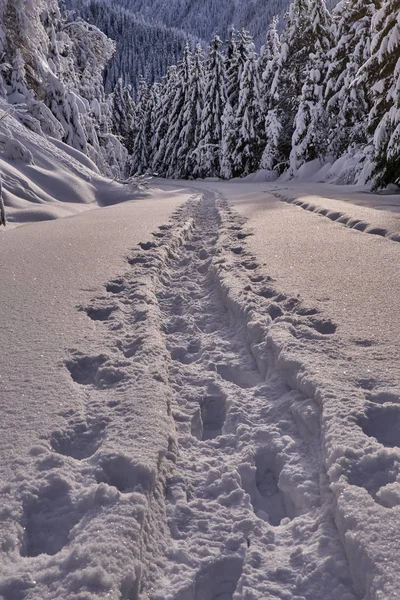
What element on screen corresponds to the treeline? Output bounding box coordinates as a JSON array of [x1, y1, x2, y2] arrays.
[[113, 0, 400, 188]]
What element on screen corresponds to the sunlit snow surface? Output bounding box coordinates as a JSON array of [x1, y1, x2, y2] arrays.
[[0, 128, 399, 600]]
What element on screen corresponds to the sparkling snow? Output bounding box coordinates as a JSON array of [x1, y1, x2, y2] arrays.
[[0, 130, 399, 600]]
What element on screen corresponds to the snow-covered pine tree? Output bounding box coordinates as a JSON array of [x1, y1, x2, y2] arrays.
[[231, 46, 264, 176], [290, 0, 333, 173], [162, 45, 193, 178], [9, 49, 32, 103], [177, 44, 204, 178], [261, 108, 282, 170], [151, 65, 178, 176], [259, 17, 281, 170], [130, 76, 152, 175], [44, 70, 88, 152], [225, 28, 253, 114], [111, 78, 135, 153], [360, 0, 400, 187], [220, 100, 236, 179], [259, 16, 280, 113], [264, 0, 315, 172], [195, 35, 227, 177], [221, 28, 255, 178], [325, 0, 379, 158]]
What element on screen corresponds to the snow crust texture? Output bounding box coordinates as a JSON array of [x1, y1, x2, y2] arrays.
[[1, 190, 399, 599]]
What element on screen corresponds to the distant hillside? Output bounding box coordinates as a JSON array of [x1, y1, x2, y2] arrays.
[[62, 0, 200, 93], [62, 0, 339, 92], [98, 0, 339, 47]]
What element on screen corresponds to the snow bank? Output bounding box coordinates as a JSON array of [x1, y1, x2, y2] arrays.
[[0, 106, 141, 227]]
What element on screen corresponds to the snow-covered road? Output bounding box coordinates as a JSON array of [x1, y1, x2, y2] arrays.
[[0, 181, 399, 600]]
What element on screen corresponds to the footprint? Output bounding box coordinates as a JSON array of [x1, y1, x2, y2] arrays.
[[267, 304, 283, 320], [85, 305, 117, 321], [368, 227, 387, 237], [66, 353, 125, 388], [216, 363, 261, 389], [22, 477, 79, 557], [308, 317, 337, 335], [194, 556, 244, 600], [96, 455, 154, 493], [359, 404, 400, 448], [66, 353, 107, 385], [139, 241, 157, 250], [106, 279, 126, 294], [257, 287, 277, 299], [241, 450, 288, 526], [50, 415, 108, 460], [365, 390, 400, 404], [200, 387, 228, 441]]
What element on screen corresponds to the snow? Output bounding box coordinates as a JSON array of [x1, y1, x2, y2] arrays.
[[0, 164, 399, 599], [0, 107, 145, 227]]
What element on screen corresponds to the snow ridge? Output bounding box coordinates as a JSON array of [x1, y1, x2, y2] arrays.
[[273, 190, 400, 243]]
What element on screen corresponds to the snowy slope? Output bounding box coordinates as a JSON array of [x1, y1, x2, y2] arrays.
[[0, 171, 399, 598], [0, 107, 140, 226]]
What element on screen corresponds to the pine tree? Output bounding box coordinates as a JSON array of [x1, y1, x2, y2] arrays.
[[9, 50, 32, 103], [259, 16, 280, 113], [222, 29, 255, 177], [151, 66, 178, 176], [111, 78, 135, 152], [44, 71, 88, 152], [177, 44, 204, 178], [225, 28, 253, 113], [195, 35, 227, 177], [162, 45, 192, 178], [360, 0, 400, 187], [231, 47, 264, 176], [325, 0, 379, 158], [130, 76, 152, 175], [258, 17, 281, 170], [265, 0, 314, 171], [290, 0, 333, 173], [220, 100, 236, 179]]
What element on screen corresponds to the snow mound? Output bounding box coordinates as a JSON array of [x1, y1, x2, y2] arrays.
[[0, 107, 143, 227]]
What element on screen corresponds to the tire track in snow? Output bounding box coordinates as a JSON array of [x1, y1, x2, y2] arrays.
[[147, 190, 357, 600]]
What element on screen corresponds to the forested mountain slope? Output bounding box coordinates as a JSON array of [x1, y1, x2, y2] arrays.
[[62, 0, 200, 93], [63, 0, 339, 91], [98, 0, 338, 46]]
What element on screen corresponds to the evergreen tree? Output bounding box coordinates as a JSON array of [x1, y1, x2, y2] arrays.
[[195, 35, 227, 177], [290, 0, 333, 173], [361, 0, 400, 187], [9, 50, 32, 102], [325, 0, 379, 158], [231, 47, 264, 176], [177, 44, 204, 178], [111, 78, 135, 152], [259, 16, 280, 113], [265, 0, 314, 171], [130, 76, 152, 175], [222, 29, 255, 177], [220, 100, 236, 179], [259, 17, 281, 170], [162, 45, 192, 178], [151, 66, 178, 175], [44, 71, 88, 152], [225, 28, 253, 113]]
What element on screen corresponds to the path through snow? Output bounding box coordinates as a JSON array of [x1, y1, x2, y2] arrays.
[[1, 187, 399, 600]]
